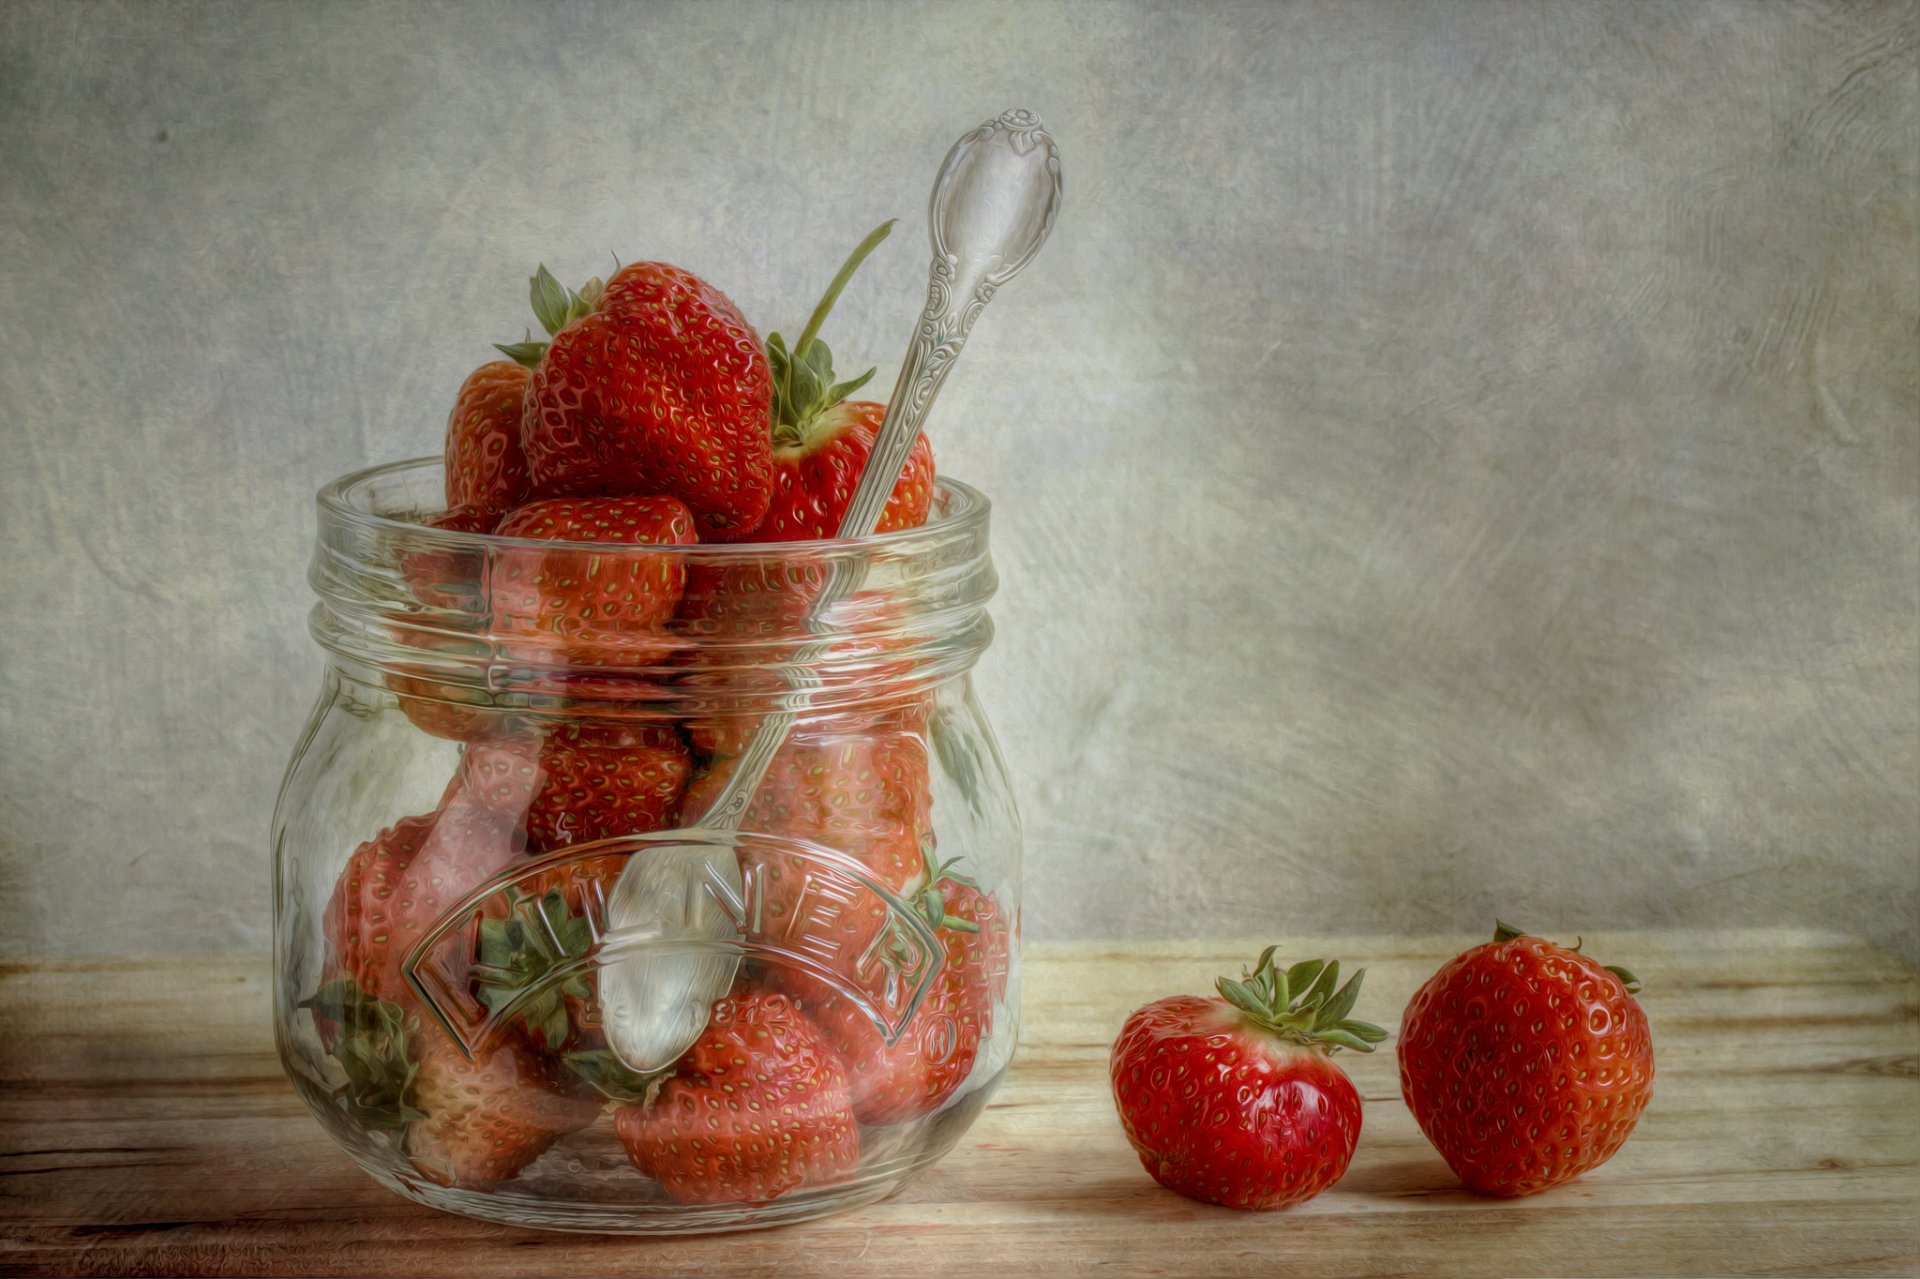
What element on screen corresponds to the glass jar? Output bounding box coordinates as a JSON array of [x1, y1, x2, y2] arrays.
[[272, 457, 1020, 1233]]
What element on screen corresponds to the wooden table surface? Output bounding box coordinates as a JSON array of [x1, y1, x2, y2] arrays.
[[3, 931, 1916, 1277]]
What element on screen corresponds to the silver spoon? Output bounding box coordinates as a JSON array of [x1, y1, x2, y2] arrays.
[[599, 109, 1063, 1072]]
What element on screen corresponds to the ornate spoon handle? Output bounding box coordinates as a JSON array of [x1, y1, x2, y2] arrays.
[[691, 108, 1063, 829], [597, 111, 1060, 1072]]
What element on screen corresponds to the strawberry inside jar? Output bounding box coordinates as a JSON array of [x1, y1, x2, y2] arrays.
[[277, 454, 1018, 1230]]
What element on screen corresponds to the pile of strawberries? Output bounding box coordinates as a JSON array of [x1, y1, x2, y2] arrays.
[[304, 230, 1008, 1205]]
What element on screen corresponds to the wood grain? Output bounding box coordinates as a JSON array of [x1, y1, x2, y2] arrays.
[[2, 931, 1916, 1277]]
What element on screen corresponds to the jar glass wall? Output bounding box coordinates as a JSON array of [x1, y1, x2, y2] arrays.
[[272, 458, 1020, 1233]]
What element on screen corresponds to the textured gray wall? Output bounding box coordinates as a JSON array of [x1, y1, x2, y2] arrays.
[[2, 1, 1915, 961]]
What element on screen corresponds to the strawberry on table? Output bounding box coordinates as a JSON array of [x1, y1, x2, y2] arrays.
[[503, 263, 774, 539], [443, 360, 532, 512], [1397, 921, 1654, 1198], [1109, 948, 1386, 1211], [613, 988, 859, 1203], [778, 857, 1011, 1125]]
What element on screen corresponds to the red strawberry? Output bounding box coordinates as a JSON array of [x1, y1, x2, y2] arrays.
[[466, 857, 704, 1108], [489, 496, 698, 685], [458, 721, 692, 852], [299, 980, 600, 1188], [505, 263, 773, 539], [676, 573, 936, 751], [384, 614, 521, 743], [683, 730, 931, 980], [443, 361, 532, 512], [397, 504, 499, 614], [613, 988, 859, 1203], [779, 860, 1010, 1124], [751, 223, 933, 541], [1110, 949, 1385, 1211], [321, 793, 526, 1006], [1397, 922, 1654, 1198], [404, 1020, 604, 1187], [757, 399, 934, 541]]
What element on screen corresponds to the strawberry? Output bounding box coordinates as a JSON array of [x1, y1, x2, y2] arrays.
[[384, 616, 522, 743], [406, 1019, 604, 1187], [321, 791, 527, 1006], [458, 721, 693, 853], [443, 360, 532, 512], [1397, 922, 1654, 1198], [757, 399, 935, 541], [778, 858, 1010, 1125], [300, 981, 601, 1188], [1109, 949, 1386, 1211], [470, 880, 609, 1055], [676, 575, 936, 753], [683, 730, 932, 980], [613, 988, 859, 1203], [504, 263, 774, 539], [489, 495, 698, 685], [397, 504, 500, 614], [751, 222, 934, 542]]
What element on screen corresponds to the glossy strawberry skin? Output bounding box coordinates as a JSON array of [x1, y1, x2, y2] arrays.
[[521, 263, 774, 539], [458, 721, 693, 852], [1397, 935, 1654, 1197], [614, 989, 859, 1204], [490, 496, 698, 681], [321, 795, 527, 1007], [404, 1021, 603, 1187], [779, 875, 1010, 1125], [753, 400, 935, 542], [1110, 996, 1363, 1211], [444, 361, 533, 512]]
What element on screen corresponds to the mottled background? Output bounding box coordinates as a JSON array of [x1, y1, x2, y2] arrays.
[[2, 1, 1915, 962]]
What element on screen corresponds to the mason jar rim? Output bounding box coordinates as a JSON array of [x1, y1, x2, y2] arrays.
[[316, 456, 992, 556]]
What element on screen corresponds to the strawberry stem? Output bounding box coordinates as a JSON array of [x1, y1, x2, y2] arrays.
[[792, 220, 895, 362], [1491, 919, 1644, 995], [768, 221, 895, 442]]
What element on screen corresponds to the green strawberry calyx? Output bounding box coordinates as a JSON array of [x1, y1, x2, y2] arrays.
[[469, 885, 679, 1103], [1215, 947, 1388, 1054], [298, 979, 424, 1130], [472, 887, 595, 1052], [766, 220, 896, 448], [908, 852, 983, 935], [496, 265, 605, 368], [1493, 919, 1643, 995]]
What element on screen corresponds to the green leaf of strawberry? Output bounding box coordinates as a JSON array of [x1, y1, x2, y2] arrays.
[[299, 980, 425, 1130], [472, 888, 595, 1053], [1212, 948, 1387, 1054]]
